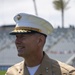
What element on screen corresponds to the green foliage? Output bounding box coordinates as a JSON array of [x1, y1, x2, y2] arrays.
[[53, 0, 70, 10], [0, 71, 6, 75], [53, 0, 63, 10]]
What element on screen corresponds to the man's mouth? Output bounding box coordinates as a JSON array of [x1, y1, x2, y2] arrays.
[[17, 46, 25, 52]]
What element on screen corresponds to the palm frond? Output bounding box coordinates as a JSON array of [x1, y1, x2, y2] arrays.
[[53, 0, 63, 10], [53, 0, 70, 10], [64, 0, 70, 9]]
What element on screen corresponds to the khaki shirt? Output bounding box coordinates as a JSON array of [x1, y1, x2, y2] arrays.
[[5, 52, 75, 75]]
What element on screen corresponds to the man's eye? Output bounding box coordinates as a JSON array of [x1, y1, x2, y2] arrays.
[[22, 36, 27, 39]]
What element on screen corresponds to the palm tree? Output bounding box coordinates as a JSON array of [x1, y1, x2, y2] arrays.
[[53, 0, 70, 28]]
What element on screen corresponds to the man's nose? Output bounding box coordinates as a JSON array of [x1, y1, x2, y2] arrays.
[[15, 38, 21, 44]]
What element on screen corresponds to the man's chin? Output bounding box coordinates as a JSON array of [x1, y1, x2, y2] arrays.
[[17, 52, 29, 57]]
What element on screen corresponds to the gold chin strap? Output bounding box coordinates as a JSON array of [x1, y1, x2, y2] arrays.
[[13, 27, 41, 32]]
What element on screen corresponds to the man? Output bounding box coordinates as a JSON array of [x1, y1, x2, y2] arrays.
[[5, 13, 75, 75]]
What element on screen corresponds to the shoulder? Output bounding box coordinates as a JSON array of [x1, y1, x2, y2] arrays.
[[42, 52, 75, 75], [51, 58, 75, 75], [5, 61, 24, 75], [8, 61, 24, 70]]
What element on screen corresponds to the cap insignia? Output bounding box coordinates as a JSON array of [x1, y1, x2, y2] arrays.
[[17, 14, 22, 20]]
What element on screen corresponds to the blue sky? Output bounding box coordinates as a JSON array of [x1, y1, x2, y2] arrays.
[[0, 0, 75, 28]]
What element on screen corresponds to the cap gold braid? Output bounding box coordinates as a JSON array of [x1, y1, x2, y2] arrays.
[[13, 27, 41, 32]]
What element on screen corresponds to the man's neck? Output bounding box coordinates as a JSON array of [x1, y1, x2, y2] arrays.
[[24, 52, 43, 67]]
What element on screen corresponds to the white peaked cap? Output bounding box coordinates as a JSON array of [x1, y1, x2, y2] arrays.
[[10, 13, 53, 35]]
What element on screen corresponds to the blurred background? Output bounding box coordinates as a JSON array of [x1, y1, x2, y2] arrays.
[[0, 0, 75, 74]]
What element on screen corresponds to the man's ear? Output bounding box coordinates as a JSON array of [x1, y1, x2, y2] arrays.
[[37, 35, 45, 46], [36, 39, 39, 43]]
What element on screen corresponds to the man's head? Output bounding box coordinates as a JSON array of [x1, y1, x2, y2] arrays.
[[10, 13, 53, 57], [15, 33, 46, 57]]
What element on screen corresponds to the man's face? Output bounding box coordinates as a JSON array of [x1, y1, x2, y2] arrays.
[[15, 33, 39, 57]]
